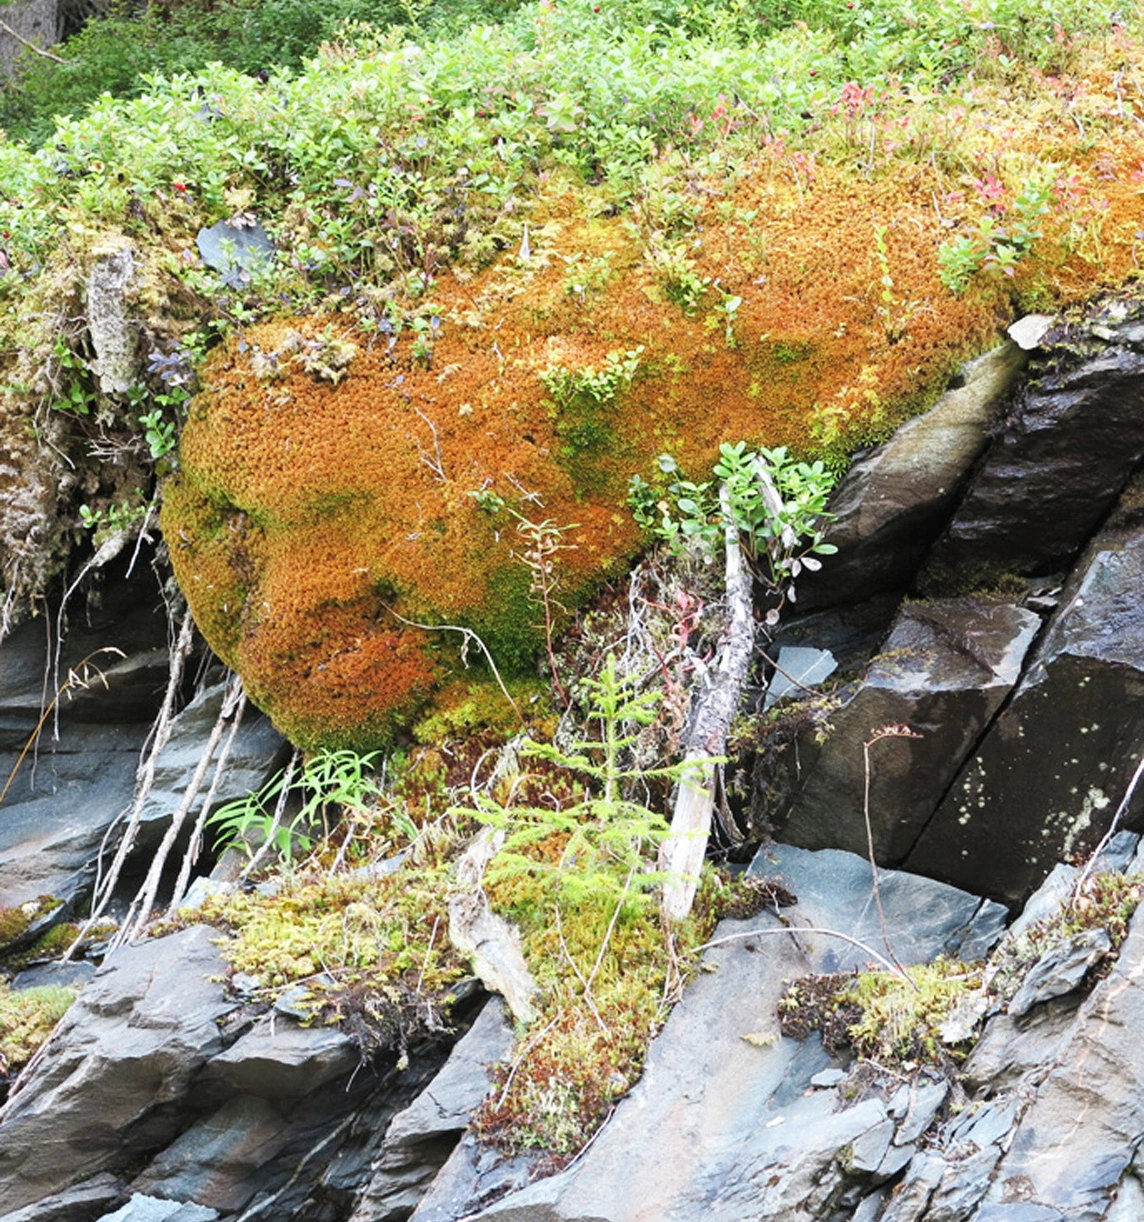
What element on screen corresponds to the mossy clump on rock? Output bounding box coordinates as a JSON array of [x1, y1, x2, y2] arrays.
[[0, 982, 76, 1083]]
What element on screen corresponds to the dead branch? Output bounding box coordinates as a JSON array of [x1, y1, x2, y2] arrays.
[[120, 675, 246, 940], [0, 19, 70, 64], [168, 683, 247, 910], [69, 611, 196, 952], [660, 483, 755, 920]]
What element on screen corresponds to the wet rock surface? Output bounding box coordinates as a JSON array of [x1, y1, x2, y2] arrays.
[[922, 306, 1144, 590], [774, 597, 1040, 866], [798, 341, 1026, 610], [0, 571, 284, 911], [0, 572, 170, 907]]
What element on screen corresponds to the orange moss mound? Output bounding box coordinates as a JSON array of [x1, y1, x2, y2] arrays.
[[165, 110, 1144, 747]]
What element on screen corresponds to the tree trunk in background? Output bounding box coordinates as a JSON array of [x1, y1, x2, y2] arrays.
[[0, 0, 61, 77]]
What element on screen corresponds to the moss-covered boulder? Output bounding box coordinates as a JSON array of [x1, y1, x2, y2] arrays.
[[163, 163, 1017, 748]]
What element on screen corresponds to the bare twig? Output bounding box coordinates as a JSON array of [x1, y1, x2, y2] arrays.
[[693, 923, 903, 977], [760, 649, 825, 699], [863, 725, 923, 984], [120, 675, 246, 941], [0, 19, 70, 64], [169, 684, 248, 910], [240, 749, 300, 880], [382, 603, 521, 720], [72, 612, 197, 950], [413, 406, 446, 481], [1073, 746, 1144, 900], [555, 902, 606, 1033], [497, 1012, 562, 1109], [0, 649, 125, 810]]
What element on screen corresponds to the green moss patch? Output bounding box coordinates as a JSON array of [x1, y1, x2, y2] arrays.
[[0, 983, 76, 1083]]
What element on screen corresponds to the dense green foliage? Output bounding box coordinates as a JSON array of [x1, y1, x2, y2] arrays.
[[0, 0, 525, 146]]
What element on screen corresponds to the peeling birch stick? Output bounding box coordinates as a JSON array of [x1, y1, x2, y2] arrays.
[[661, 483, 755, 920], [753, 455, 798, 558], [448, 828, 538, 1023], [168, 685, 247, 911], [69, 612, 196, 951], [121, 675, 245, 941]]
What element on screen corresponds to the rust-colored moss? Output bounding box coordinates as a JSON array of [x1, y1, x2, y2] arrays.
[[165, 71, 1144, 748]]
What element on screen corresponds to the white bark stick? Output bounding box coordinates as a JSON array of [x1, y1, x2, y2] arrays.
[[661, 483, 756, 920]]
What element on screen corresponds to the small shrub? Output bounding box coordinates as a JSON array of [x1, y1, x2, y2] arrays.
[[207, 748, 415, 863], [629, 441, 837, 620]]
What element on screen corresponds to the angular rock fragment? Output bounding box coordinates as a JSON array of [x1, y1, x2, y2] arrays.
[[923, 311, 1144, 590], [798, 341, 1026, 610], [0, 927, 235, 1213], [1007, 928, 1111, 1017]]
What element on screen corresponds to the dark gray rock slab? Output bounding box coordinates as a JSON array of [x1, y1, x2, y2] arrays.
[[1105, 1171, 1144, 1220], [12, 959, 97, 990], [197, 220, 274, 288], [1007, 927, 1111, 1017], [356, 999, 517, 1222], [409, 1137, 538, 1222], [811, 1067, 845, 1088], [0, 1173, 124, 1222], [130, 1095, 292, 1212], [905, 529, 1144, 905], [1004, 831, 1136, 942], [923, 306, 1144, 590], [0, 925, 236, 1213], [879, 1152, 946, 1221], [960, 996, 1082, 1095], [754, 844, 1008, 970], [388, 998, 513, 1144], [0, 670, 283, 909], [946, 1096, 1019, 1150], [847, 1115, 896, 1175], [0, 716, 151, 907], [972, 1207, 1066, 1222], [0, 574, 166, 907], [198, 1013, 358, 1103], [775, 598, 1039, 867], [927, 1145, 1001, 1221], [895, 1081, 949, 1146], [798, 341, 1026, 610]]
